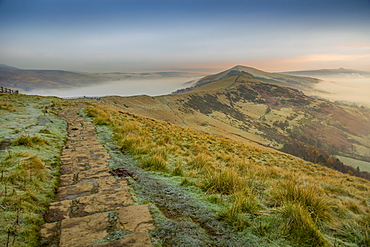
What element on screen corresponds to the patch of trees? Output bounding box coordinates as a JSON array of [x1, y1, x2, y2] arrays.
[[171, 86, 195, 94], [282, 140, 370, 181]]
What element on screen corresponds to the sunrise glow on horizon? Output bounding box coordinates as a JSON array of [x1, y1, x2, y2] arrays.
[[0, 0, 369, 72]]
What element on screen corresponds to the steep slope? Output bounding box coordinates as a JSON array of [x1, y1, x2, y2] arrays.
[[99, 73, 370, 172]]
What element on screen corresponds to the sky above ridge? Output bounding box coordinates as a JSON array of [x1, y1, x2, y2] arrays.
[[0, 0, 369, 72]]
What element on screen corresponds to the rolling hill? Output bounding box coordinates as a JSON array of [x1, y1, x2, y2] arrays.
[[173, 65, 322, 94], [98, 69, 370, 176]]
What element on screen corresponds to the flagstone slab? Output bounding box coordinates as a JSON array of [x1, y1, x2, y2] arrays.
[[59, 213, 109, 247], [92, 232, 153, 247], [78, 169, 111, 182], [57, 182, 94, 200], [98, 177, 130, 192], [76, 190, 133, 216], [44, 200, 73, 223], [40, 222, 60, 246], [59, 174, 75, 186], [117, 205, 155, 232]]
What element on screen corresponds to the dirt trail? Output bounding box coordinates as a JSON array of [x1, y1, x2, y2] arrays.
[[40, 105, 154, 246]]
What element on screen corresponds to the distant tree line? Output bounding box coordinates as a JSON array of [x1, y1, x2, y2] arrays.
[[282, 140, 370, 181], [171, 86, 195, 94]]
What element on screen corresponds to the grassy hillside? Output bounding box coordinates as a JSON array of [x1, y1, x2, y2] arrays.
[[1, 92, 370, 246], [100, 74, 370, 172], [0, 93, 72, 246], [336, 156, 370, 173], [85, 103, 370, 246]]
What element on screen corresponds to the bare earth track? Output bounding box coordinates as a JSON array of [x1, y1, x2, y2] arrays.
[[40, 105, 155, 246]]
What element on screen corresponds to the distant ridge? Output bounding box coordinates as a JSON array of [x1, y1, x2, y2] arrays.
[[282, 68, 370, 78], [0, 64, 206, 91], [0, 64, 20, 70], [0, 64, 105, 91]]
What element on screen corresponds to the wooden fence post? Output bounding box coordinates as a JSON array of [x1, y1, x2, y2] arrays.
[[0, 87, 20, 94]]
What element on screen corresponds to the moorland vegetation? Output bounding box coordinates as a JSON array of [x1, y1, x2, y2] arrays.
[[0, 93, 72, 246], [85, 103, 370, 246], [1, 73, 370, 246], [100, 71, 370, 181]]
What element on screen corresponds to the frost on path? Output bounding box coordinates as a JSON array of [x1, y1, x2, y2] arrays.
[[40, 105, 154, 247]]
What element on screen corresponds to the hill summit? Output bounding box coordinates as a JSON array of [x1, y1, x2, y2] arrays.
[[173, 65, 320, 95]]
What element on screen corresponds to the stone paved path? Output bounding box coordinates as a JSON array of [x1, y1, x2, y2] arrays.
[[40, 105, 154, 247]]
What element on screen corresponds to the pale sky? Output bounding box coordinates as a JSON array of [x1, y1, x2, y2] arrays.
[[0, 0, 369, 72]]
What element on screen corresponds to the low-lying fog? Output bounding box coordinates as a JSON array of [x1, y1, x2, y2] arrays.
[[27, 77, 199, 98], [26, 73, 370, 108], [313, 77, 370, 107]]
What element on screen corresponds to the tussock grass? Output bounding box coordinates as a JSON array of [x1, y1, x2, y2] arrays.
[[334, 218, 370, 246], [180, 177, 196, 187], [1, 152, 61, 246], [272, 181, 333, 223], [200, 167, 246, 195], [119, 133, 147, 155], [217, 203, 250, 231], [234, 189, 261, 215], [141, 154, 168, 172], [280, 203, 328, 246], [13, 135, 49, 148], [171, 165, 184, 176], [187, 152, 213, 169], [150, 146, 168, 161], [85, 103, 370, 246], [0, 102, 15, 111], [217, 189, 262, 231]]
